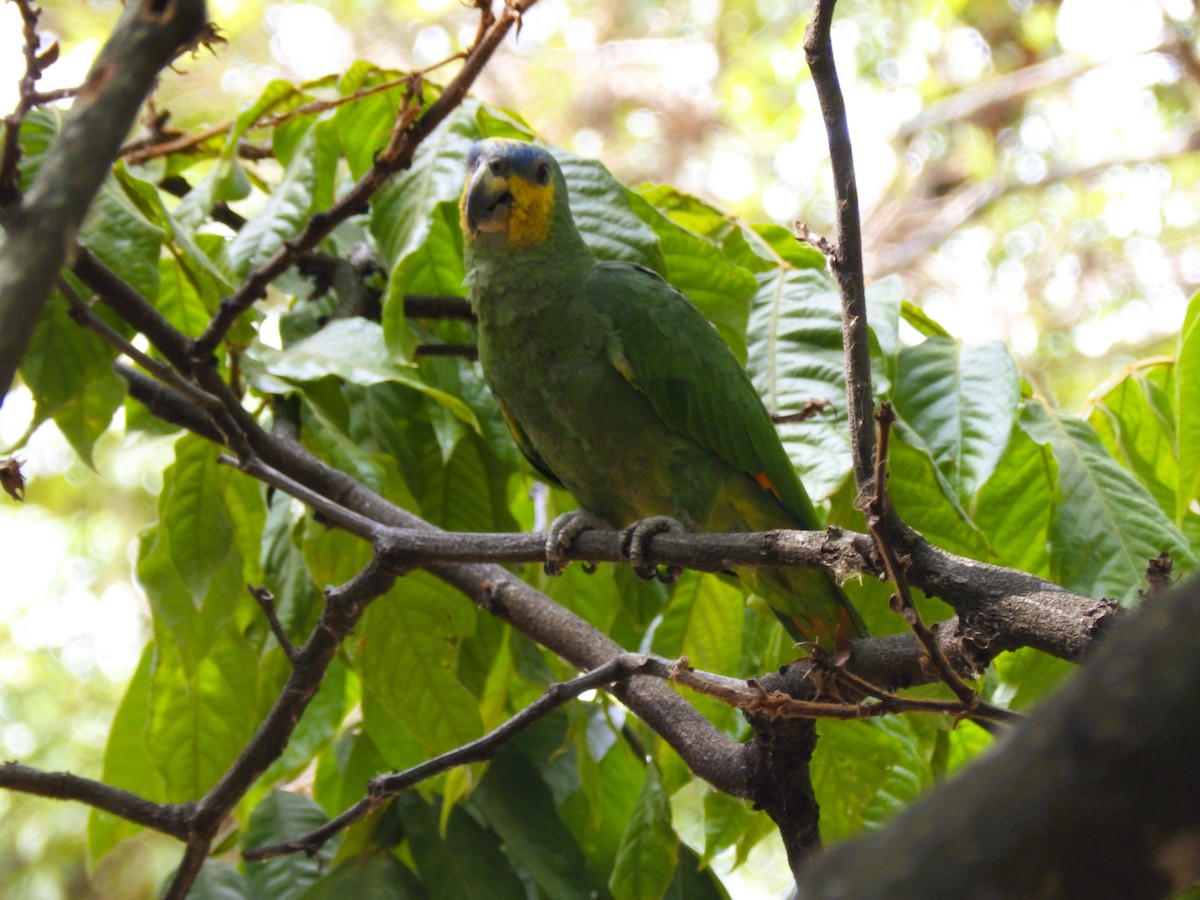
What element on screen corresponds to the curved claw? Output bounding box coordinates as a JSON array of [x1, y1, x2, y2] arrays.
[[545, 510, 608, 576], [620, 516, 685, 584]]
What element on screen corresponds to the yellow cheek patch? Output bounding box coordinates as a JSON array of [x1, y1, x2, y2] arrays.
[[507, 178, 554, 247]]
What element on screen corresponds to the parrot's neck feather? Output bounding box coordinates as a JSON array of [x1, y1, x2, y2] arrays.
[[465, 223, 594, 326]]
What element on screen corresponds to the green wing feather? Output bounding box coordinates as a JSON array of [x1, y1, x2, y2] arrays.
[[496, 396, 565, 488], [587, 261, 820, 529]]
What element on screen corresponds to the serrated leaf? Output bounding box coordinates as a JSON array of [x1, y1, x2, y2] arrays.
[[472, 750, 594, 899], [609, 765, 678, 900], [229, 126, 317, 277], [893, 337, 1020, 502], [358, 571, 482, 762], [1022, 401, 1194, 602], [245, 791, 336, 900]]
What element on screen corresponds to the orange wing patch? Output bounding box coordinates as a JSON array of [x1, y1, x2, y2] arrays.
[[754, 472, 782, 500]]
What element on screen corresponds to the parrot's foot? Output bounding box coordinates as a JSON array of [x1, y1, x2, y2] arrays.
[[545, 510, 608, 576], [620, 516, 685, 584]]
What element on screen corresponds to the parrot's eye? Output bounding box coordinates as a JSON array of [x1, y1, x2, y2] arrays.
[[532, 161, 551, 186]]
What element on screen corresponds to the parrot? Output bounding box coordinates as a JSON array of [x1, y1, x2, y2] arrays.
[[459, 138, 864, 648]]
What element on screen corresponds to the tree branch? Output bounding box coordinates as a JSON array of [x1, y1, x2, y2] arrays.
[[0, 0, 208, 403], [797, 573, 1200, 898], [803, 0, 875, 502], [0, 762, 191, 841], [244, 653, 661, 862], [189, 0, 539, 361]]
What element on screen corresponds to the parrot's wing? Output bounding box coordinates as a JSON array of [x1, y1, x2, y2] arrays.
[[497, 395, 566, 488], [588, 261, 820, 528]]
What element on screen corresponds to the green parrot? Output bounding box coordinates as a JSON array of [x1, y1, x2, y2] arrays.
[[460, 138, 864, 647]]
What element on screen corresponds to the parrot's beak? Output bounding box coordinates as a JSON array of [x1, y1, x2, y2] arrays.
[[464, 162, 513, 237]]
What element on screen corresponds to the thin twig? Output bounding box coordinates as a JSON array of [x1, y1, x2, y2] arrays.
[[189, 0, 541, 363], [249, 585, 298, 661], [244, 654, 656, 861], [803, 0, 875, 501], [0, 762, 191, 840], [866, 405, 1014, 723]]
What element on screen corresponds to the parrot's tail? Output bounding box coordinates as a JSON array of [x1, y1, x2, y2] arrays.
[[746, 564, 866, 651]]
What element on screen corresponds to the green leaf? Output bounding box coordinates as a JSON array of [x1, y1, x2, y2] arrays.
[[628, 192, 756, 361], [336, 63, 413, 180], [1022, 401, 1194, 601], [357, 571, 482, 763], [1176, 290, 1200, 527], [400, 793, 526, 900], [298, 853, 427, 899], [974, 424, 1057, 576], [555, 150, 664, 271], [744, 222, 827, 270], [558, 717, 645, 886], [246, 318, 479, 429], [886, 418, 989, 560], [82, 175, 164, 302], [381, 200, 465, 360], [813, 717, 936, 842], [19, 294, 125, 466], [1086, 363, 1178, 521], [89, 644, 167, 860], [145, 625, 261, 801], [371, 108, 477, 270], [651, 573, 744, 731], [174, 79, 301, 228], [745, 267, 849, 501], [701, 789, 756, 868], [892, 337, 1020, 502], [609, 764, 678, 900], [472, 749, 594, 898], [245, 791, 337, 900], [188, 861, 254, 900], [664, 844, 732, 900], [229, 125, 318, 277]]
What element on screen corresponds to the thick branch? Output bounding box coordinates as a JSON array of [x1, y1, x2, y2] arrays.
[[0, 0, 208, 402], [797, 573, 1200, 899]]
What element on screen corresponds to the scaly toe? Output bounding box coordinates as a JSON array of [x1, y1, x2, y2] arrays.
[[620, 516, 685, 580], [545, 510, 608, 576]]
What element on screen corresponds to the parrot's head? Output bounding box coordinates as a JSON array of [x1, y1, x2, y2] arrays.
[[461, 139, 567, 249]]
